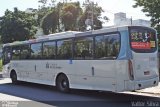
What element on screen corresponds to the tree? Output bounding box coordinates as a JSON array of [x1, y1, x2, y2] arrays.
[[39, 0, 109, 33], [38, 0, 56, 8], [0, 8, 37, 43], [133, 0, 160, 34], [60, 2, 82, 31], [79, 0, 109, 31], [41, 9, 59, 34], [37, 7, 51, 27], [37, 0, 56, 27]]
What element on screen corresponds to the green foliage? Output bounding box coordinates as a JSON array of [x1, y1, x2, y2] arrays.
[[79, 0, 109, 31], [61, 2, 82, 31], [39, 0, 108, 33], [0, 8, 37, 44], [37, 0, 56, 27], [41, 9, 59, 34], [0, 0, 109, 44], [37, 7, 51, 26], [133, 0, 160, 34]]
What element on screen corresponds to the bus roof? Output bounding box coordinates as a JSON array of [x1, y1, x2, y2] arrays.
[[3, 31, 81, 47], [3, 25, 154, 47]]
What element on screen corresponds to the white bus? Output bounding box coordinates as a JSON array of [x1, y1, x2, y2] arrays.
[[2, 26, 159, 93]]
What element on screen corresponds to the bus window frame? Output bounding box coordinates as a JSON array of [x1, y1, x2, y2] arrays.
[[73, 31, 121, 60], [73, 36, 94, 60], [2, 32, 121, 61], [30, 42, 43, 59], [56, 38, 73, 60], [94, 32, 121, 60]]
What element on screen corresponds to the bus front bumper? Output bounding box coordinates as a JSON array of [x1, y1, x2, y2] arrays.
[[2, 72, 10, 78], [2, 66, 10, 78]]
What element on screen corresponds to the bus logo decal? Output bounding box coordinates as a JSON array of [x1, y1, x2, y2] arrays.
[[46, 63, 62, 69]]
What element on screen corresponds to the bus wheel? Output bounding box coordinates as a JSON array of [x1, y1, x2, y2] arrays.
[[56, 74, 70, 93], [10, 71, 18, 84]]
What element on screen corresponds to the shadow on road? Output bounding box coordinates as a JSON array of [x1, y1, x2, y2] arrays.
[[0, 81, 160, 107]]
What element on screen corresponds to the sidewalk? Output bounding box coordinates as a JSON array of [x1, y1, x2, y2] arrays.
[[137, 83, 160, 95]]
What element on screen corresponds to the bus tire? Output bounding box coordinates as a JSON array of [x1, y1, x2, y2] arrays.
[[56, 74, 70, 93], [10, 71, 18, 84]]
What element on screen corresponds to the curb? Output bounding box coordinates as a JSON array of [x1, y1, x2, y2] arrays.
[[136, 90, 160, 95], [0, 73, 2, 78], [136, 86, 160, 95]]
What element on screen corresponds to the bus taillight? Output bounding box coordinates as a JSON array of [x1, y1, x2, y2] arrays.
[[128, 60, 134, 80]]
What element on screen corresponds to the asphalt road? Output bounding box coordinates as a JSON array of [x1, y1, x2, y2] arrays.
[[0, 78, 160, 107]]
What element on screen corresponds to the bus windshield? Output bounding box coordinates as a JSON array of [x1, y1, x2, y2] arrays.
[[129, 27, 157, 53]]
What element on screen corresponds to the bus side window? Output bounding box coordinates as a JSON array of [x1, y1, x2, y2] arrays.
[[95, 33, 120, 59], [57, 39, 72, 59], [31, 43, 42, 59], [74, 37, 93, 60], [12, 46, 21, 60], [43, 41, 56, 59], [105, 34, 120, 58], [95, 35, 105, 59], [21, 44, 30, 59]]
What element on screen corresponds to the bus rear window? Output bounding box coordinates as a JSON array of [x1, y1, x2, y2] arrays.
[[130, 27, 157, 53]]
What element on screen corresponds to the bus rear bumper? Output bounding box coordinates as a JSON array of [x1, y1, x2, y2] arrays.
[[124, 77, 159, 91], [134, 77, 159, 90]]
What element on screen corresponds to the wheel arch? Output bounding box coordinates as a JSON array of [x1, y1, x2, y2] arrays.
[[55, 72, 69, 85], [55, 72, 70, 92], [10, 69, 16, 78]]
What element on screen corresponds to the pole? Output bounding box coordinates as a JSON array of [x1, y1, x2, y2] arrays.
[[83, 0, 97, 30], [131, 16, 132, 26], [91, 2, 94, 30]]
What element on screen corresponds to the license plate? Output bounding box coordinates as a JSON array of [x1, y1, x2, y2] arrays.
[[144, 71, 150, 75]]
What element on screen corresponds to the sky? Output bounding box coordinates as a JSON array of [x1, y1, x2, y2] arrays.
[[0, 0, 151, 26]]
